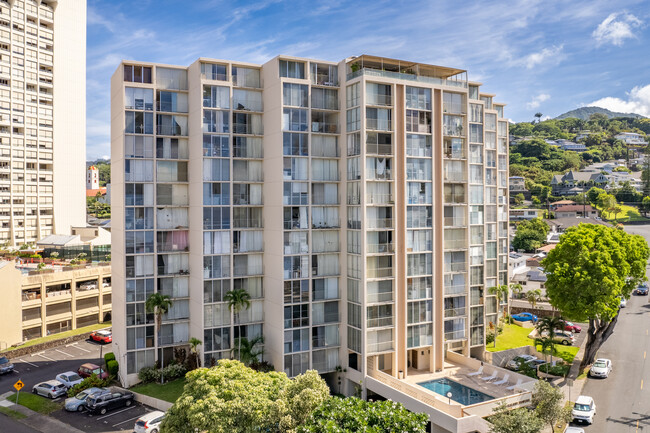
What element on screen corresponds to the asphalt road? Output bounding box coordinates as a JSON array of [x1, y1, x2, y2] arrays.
[[0, 339, 111, 396], [570, 224, 650, 432], [0, 413, 40, 433]]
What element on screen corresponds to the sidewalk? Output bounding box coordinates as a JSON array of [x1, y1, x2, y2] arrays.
[[0, 391, 85, 433]]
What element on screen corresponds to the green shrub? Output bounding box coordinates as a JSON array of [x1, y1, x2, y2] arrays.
[[107, 360, 119, 377], [162, 363, 187, 381], [138, 366, 160, 383], [67, 374, 111, 397], [104, 352, 116, 364]]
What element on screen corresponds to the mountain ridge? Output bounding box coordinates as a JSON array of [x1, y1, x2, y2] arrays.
[[555, 106, 646, 120]]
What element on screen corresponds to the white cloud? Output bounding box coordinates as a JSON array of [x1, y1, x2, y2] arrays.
[[520, 45, 564, 69], [592, 12, 643, 46], [526, 93, 551, 109], [590, 84, 650, 116]]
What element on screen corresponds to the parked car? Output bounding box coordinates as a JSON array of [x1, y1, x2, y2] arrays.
[[634, 284, 649, 295], [620, 297, 627, 308], [55, 371, 84, 389], [506, 355, 537, 371], [78, 363, 109, 380], [0, 356, 14, 375], [572, 395, 596, 424], [90, 330, 112, 343], [553, 330, 576, 346], [511, 312, 538, 323], [561, 321, 582, 333], [589, 358, 612, 378], [134, 410, 166, 433], [32, 380, 67, 399], [86, 389, 134, 415], [527, 359, 547, 370], [564, 427, 585, 433], [64, 387, 109, 412]]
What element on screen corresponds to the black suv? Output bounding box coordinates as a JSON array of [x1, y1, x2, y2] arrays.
[[0, 357, 14, 375], [86, 389, 134, 415]]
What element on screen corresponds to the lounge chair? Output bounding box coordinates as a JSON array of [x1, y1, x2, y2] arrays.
[[506, 378, 523, 390], [493, 373, 510, 386], [481, 371, 498, 381], [467, 366, 483, 377]]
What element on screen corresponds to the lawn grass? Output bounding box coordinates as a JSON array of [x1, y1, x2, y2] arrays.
[[597, 204, 646, 222], [8, 392, 62, 414], [0, 406, 27, 420], [4, 322, 111, 352], [130, 378, 185, 403], [487, 324, 579, 364]]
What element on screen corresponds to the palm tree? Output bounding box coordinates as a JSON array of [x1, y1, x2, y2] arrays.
[[526, 289, 542, 310], [510, 283, 524, 300], [188, 337, 202, 369], [231, 335, 264, 366], [145, 292, 173, 384], [488, 285, 509, 348], [536, 316, 564, 366], [224, 289, 251, 362], [535, 336, 553, 370]]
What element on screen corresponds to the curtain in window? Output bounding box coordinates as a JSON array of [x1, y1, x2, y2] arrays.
[[312, 231, 339, 253], [125, 160, 153, 182], [312, 207, 338, 228]]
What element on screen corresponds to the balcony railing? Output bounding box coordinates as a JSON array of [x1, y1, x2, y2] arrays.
[[444, 239, 467, 250], [366, 218, 393, 229], [347, 68, 468, 89], [444, 330, 466, 341], [366, 119, 392, 131], [367, 94, 392, 106], [367, 317, 394, 328], [311, 122, 339, 134], [366, 169, 392, 181], [444, 307, 467, 318], [444, 262, 467, 273], [366, 193, 393, 205], [367, 243, 394, 254], [444, 194, 466, 204], [444, 285, 466, 296], [444, 217, 467, 227], [367, 267, 393, 278], [367, 340, 394, 353]]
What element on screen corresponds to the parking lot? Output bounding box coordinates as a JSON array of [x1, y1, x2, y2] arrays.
[[53, 399, 155, 433], [1, 338, 111, 396]]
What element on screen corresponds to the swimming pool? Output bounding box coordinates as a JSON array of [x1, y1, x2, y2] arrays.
[[417, 378, 494, 406]]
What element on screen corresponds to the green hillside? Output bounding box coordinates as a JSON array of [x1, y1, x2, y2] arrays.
[[555, 106, 645, 120]]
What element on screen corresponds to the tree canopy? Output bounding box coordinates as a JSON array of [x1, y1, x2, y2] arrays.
[[542, 224, 649, 367], [299, 397, 428, 433], [489, 401, 544, 433], [161, 360, 330, 433], [512, 218, 550, 252]]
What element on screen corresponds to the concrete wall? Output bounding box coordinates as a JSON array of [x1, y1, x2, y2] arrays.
[[53, 0, 87, 235], [0, 264, 23, 349]]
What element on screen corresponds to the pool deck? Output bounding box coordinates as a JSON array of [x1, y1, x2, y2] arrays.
[[401, 361, 519, 403]]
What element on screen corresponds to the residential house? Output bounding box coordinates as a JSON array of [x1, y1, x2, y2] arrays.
[[549, 199, 575, 211], [553, 204, 598, 218], [615, 132, 648, 146], [509, 208, 541, 221], [509, 176, 526, 192], [550, 170, 608, 196]]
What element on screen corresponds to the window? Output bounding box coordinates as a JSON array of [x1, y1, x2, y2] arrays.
[[157, 114, 188, 136], [203, 135, 229, 157], [156, 67, 188, 90], [203, 110, 229, 133], [366, 83, 391, 106], [283, 133, 308, 156], [283, 83, 308, 107], [366, 107, 391, 131], [279, 60, 305, 79], [125, 136, 154, 158], [233, 89, 262, 111], [443, 92, 464, 114], [283, 108, 308, 132], [125, 111, 153, 134], [201, 63, 227, 81], [124, 65, 152, 83], [311, 88, 338, 110], [157, 91, 188, 113], [406, 87, 431, 110], [406, 110, 431, 133], [232, 66, 261, 88], [346, 83, 360, 108], [346, 108, 360, 132], [125, 88, 153, 110], [203, 86, 229, 109]]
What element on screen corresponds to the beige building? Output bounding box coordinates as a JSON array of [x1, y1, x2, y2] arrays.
[[0, 0, 86, 246], [0, 261, 111, 349], [111, 55, 512, 432]]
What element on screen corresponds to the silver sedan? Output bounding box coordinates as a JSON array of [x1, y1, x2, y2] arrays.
[[32, 380, 67, 399]]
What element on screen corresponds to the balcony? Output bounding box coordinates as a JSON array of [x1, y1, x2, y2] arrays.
[[347, 67, 467, 89], [443, 239, 467, 250], [366, 118, 392, 131], [367, 317, 393, 328], [444, 285, 466, 296], [444, 307, 467, 318], [367, 267, 393, 278], [367, 243, 394, 254], [444, 216, 467, 227], [444, 262, 467, 273], [311, 122, 339, 134], [366, 193, 393, 205], [366, 168, 392, 181], [444, 330, 466, 341], [366, 218, 393, 229], [367, 340, 394, 354]]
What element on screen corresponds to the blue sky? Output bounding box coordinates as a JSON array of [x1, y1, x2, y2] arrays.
[[86, 0, 650, 159]]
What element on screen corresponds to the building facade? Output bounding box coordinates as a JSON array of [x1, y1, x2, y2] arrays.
[[0, 0, 86, 246], [87, 165, 99, 189], [111, 55, 509, 408], [0, 261, 111, 349]]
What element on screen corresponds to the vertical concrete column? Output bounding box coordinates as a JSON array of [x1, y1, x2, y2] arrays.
[[40, 280, 47, 337], [394, 84, 407, 378], [70, 274, 77, 329], [432, 89, 444, 372], [98, 270, 104, 323]]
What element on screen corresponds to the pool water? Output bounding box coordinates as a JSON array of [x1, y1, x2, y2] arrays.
[[418, 378, 494, 406]]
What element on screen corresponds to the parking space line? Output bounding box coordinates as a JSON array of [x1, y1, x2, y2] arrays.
[[32, 352, 55, 362], [112, 413, 143, 427], [16, 359, 38, 367], [69, 343, 91, 353], [54, 349, 75, 358], [96, 405, 135, 420]]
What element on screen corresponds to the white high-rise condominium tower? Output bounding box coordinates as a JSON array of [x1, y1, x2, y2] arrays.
[[0, 0, 86, 245], [112, 55, 514, 432]]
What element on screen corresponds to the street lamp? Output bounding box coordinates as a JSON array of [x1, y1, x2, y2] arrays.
[[446, 391, 453, 406]]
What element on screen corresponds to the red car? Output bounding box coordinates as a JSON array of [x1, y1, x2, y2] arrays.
[[78, 363, 109, 380], [90, 330, 112, 343], [562, 321, 581, 333]]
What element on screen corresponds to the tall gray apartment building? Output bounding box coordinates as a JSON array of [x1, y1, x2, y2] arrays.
[[111, 55, 512, 432]]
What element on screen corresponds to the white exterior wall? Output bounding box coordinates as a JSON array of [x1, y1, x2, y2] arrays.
[[52, 0, 86, 236]]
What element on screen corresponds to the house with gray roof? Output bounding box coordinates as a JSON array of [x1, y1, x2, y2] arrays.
[[550, 170, 608, 196]]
